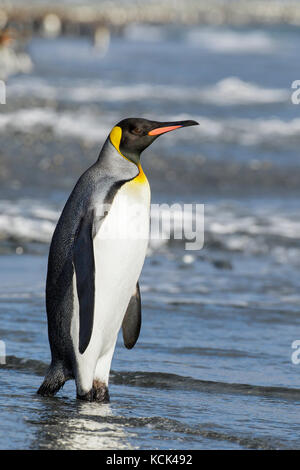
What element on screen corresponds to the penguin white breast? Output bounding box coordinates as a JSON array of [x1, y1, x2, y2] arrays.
[[91, 174, 151, 355]]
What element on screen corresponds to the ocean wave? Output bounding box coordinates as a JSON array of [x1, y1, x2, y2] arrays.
[[52, 412, 284, 450], [8, 76, 288, 106], [0, 48, 32, 80], [202, 77, 288, 106], [0, 199, 58, 244], [2, 355, 300, 402], [2, 355, 47, 376], [1, 199, 300, 260], [85, 414, 282, 450], [1, 106, 298, 150], [124, 24, 167, 42], [0, 107, 110, 143], [122, 24, 278, 54], [167, 113, 300, 147], [111, 370, 300, 401], [187, 27, 277, 53]]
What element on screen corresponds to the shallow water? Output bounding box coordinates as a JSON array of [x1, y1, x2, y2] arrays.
[[1, 248, 300, 450], [1, 20, 300, 449]]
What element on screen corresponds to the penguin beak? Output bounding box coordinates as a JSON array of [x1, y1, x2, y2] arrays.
[[148, 120, 199, 136]]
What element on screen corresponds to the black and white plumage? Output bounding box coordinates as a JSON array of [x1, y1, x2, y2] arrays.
[[37, 117, 198, 401]]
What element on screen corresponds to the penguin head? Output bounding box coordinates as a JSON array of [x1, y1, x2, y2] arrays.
[[109, 117, 199, 165]]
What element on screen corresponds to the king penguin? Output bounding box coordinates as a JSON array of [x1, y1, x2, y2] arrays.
[[38, 117, 198, 402]]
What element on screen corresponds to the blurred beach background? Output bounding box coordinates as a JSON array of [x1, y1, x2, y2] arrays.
[[1, 0, 300, 450]]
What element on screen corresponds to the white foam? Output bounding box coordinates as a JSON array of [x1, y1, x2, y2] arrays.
[[204, 203, 300, 260], [1, 199, 300, 262], [7, 76, 288, 106], [0, 48, 32, 80], [124, 24, 166, 42], [0, 107, 111, 143], [166, 113, 300, 147], [201, 77, 288, 106], [0, 200, 58, 243], [0, 105, 298, 148], [187, 28, 277, 53]]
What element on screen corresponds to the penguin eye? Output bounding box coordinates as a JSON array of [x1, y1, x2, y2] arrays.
[[131, 127, 144, 136]]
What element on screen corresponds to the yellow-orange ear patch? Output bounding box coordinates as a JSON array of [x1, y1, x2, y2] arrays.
[[109, 126, 122, 153]]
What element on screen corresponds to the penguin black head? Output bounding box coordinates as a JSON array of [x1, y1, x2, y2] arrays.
[[109, 117, 199, 165]]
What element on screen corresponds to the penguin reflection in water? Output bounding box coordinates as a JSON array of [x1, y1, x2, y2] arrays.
[[38, 117, 198, 402]]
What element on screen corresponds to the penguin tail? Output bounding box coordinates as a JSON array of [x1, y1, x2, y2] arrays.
[[37, 361, 68, 397]]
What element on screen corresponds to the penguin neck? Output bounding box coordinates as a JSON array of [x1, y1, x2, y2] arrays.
[[97, 138, 139, 181], [98, 138, 147, 185]]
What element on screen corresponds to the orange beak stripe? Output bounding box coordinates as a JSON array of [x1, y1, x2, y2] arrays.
[[148, 125, 182, 136]]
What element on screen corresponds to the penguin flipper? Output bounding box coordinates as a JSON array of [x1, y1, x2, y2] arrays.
[[73, 211, 95, 354], [122, 282, 142, 349]]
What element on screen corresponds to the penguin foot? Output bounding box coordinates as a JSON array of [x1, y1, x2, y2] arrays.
[[37, 362, 66, 397], [92, 380, 110, 403], [76, 389, 94, 402]]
